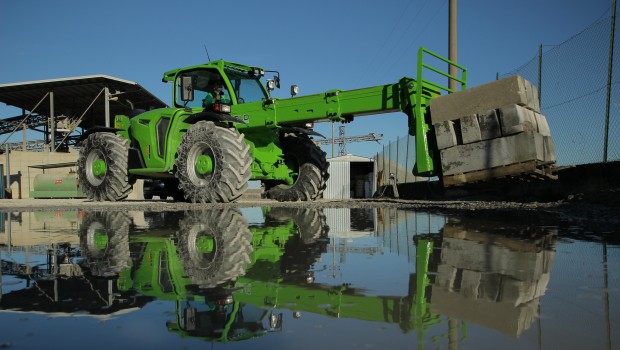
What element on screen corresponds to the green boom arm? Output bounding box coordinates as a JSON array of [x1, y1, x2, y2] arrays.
[[239, 47, 466, 177]]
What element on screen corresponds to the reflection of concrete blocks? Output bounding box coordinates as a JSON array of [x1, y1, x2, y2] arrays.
[[434, 120, 458, 150], [435, 264, 457, 289], [499, 105, 537, 136], [430, 75, 539, 124], [461, 270, 482, 298], [460, 115, 482, 144], [440, 132, 556, 176]]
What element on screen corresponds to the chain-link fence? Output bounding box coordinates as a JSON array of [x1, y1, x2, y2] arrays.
[[377, 6, 618, 185]]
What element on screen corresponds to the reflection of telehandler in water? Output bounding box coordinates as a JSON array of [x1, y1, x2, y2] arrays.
[[76, 207, 443, 342], [163, 208, 445, 342]]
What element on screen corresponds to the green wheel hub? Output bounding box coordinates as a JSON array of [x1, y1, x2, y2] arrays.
[[195, 154, 213, 175], [92, 159, 107, 177], [93, 230, 109, 250], [196, 236, 215, 254]]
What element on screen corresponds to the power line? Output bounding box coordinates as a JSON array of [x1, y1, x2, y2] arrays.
[[356, 0, 416, 86]]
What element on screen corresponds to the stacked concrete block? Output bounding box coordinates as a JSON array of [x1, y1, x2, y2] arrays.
[[428, 75, 555, 183], [440, 132, 556, 176], [429, 75, 540, 123], [478, 109, 501, 140]]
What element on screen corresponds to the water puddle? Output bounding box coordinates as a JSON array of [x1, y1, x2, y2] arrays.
[[0, 208, 617, 349]]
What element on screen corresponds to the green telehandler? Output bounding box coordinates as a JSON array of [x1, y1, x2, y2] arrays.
[[75, 47, 459, 203], [77, 47, 554, 203]]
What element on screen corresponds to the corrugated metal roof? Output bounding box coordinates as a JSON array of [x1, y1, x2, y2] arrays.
[[328, 154, 373, 163], [0, 75, 167, 130]]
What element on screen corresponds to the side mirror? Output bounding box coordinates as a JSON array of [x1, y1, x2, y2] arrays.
[[181, 76, 194, 102], [274, 75, 280, 89]]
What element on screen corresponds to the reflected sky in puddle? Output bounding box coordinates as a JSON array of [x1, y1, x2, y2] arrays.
[[0, 208, 618, 349]]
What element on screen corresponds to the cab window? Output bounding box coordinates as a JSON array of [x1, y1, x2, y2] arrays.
[[175, 70, 231, 108]]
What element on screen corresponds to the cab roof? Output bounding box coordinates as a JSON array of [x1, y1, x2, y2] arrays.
[[162, 60, 265, 83]]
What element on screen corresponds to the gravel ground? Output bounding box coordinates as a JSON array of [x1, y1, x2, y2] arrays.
[[1, 191, 617, 230]]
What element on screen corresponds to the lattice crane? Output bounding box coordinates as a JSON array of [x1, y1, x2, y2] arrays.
[[313, 125, 383, 156]]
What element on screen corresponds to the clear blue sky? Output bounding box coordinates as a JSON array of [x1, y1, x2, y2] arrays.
[[0, 0, 614, 158]]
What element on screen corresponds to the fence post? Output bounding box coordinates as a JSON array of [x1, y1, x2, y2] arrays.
[[382, 145, 386, 185], [396, 136, 400, 184], [405, 135, 410, 184], [604, 0, 617, 162], [538, 43, 543, 107]]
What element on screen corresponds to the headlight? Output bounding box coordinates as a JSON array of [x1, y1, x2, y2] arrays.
[[214, 104, 231, 113]]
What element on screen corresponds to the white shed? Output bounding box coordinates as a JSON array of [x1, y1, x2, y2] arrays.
[[323, 154, 376, 199]]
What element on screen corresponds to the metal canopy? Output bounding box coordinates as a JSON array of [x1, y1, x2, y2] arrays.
[[0, 75, 167, 131]]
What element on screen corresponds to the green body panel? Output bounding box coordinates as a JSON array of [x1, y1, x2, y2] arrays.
[[124, 218, 436, 321], [129, 236, 194, 300], [228, 239, 439, 332], [114, 47, 466, 180]]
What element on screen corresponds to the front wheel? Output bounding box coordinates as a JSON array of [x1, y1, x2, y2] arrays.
[[264, 133, 329, 201], [77, 132, 132, 201], [176, 209, 253, 288], [175, 121, 252, 203], [78, 211, 132, 277]]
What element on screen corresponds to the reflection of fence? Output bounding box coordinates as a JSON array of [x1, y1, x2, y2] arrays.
[[377, 7, 618, 184]]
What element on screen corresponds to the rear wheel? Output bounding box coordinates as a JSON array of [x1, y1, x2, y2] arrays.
[[78, 132, 132, 201], [264, 133, 329, 201], [175, 121, 251, 203]]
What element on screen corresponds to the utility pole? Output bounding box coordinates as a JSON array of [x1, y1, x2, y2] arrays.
[[448, 0, 458, 92], [603, 0, 616, 162]]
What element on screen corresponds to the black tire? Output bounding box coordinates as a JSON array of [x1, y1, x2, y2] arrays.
[[143, 193, 153, 200], [176, 209, 253, 289], [175, 121, 252, 203], [264, 133, 329, 201], [79, 211, 132, 277], [78, 132, 132, 201]]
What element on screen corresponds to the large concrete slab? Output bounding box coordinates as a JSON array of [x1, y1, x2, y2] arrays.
[[440, 132, 556, 176], [429, 75, 540, 124]]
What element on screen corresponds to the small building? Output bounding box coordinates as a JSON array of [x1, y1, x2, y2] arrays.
[[323, 154, 376, 199]]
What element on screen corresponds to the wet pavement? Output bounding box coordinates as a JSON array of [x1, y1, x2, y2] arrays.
[[0, 207, 618, 349]]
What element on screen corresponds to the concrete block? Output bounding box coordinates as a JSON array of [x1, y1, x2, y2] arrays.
[[434, 120, 458, 150], [460, 114, 482, 144], [542, 135, 556, 163], [499, 104, 537, 136], [534, 113, 551, 137], [527, 81, 541, 113], [478, 109, 501, 140], [429, 75, 540, 124], [440, 132, 550, 176]]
